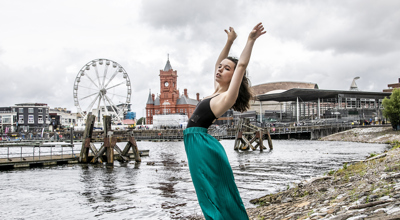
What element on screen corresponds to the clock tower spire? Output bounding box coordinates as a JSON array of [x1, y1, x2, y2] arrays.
[[159, 55, 178, 114]]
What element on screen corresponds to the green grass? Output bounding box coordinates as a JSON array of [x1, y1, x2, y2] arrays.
[[369, 153, 377, 158]]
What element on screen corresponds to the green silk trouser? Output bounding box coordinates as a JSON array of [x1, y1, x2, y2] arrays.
[[184, 127, 249, 220]]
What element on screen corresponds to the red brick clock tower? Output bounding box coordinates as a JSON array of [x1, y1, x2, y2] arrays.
[[146, 57, 200, 125], [159, 58, 179, 114]]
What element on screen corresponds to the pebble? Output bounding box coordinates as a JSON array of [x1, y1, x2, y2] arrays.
[[379, 196, 391, 201]]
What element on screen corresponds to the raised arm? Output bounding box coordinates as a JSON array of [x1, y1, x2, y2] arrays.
[[214, 27, 237, 89], [211, 22, 266, 117], [225, 23, 266, 102]]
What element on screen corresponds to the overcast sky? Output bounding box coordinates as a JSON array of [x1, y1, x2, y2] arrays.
[[1, 0, 399, 118]]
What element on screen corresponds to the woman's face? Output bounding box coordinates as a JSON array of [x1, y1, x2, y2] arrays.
[[216, 59, 236, 85]]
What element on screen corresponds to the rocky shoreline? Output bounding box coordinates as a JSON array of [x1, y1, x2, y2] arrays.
[[187, 126, 400, 220], [320, 126, 399, 144]]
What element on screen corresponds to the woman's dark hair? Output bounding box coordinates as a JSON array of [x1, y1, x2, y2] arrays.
[[226, 56, 253, 112]]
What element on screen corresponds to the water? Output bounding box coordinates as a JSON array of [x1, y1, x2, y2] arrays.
[[0, 140, 389, 219]]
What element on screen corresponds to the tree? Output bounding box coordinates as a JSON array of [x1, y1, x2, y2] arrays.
[[137, 117, 146, 125], [383, 88, 400, 130]]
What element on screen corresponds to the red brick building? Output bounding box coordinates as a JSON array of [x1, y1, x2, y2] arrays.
[[383, 78, 400, 92], [146, 58, 200, 124]]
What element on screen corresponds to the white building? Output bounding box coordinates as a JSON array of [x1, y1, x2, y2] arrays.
[[0, 107, 17, 133], [153, 114, 188, 129], [49, 107, 77, 130]]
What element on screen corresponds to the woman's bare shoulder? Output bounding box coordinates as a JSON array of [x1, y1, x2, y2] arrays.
[[203, 93, 223, 99]]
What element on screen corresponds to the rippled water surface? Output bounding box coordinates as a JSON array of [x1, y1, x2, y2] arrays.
[[0, 140, 389, 219]]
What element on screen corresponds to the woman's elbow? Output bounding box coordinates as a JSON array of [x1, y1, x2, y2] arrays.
[[237, 62, 248, 69]]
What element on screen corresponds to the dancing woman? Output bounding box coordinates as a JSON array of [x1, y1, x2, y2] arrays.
[[183, 23, 266, 220]]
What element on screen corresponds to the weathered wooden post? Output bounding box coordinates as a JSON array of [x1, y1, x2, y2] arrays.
[[234, 118, 244, 151], [234, 118, 272, 151], [266, 129, 273, 150], [103, 116, 114, 165], [122, 136, 141, 162], [79, 114, 95, 163], [70, 126, 74, 145]]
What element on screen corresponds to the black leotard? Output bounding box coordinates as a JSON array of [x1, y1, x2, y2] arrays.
[[187, 94, 219, 129]]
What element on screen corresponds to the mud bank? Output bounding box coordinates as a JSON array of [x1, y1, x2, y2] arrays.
[[320, 126, 400, 144], [246, 127, 400, 220]]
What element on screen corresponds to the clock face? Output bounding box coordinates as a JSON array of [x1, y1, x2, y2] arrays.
[[164, 82, 169, 87]]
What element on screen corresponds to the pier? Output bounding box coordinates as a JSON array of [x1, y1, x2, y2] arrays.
[[0, 142, 149, 170], [3, 122, 384, 142]]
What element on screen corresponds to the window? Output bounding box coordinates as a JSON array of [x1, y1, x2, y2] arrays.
[[46, 115, 50, 123], [38, 115, 44, 124], [46, 108, 49, 113], [19, 108, 23, 113], [3, 115, 11, 124], [379, 99, 384, 109], [18, 115, 24, 124], [38, 108, 43, 113], [346, 98, 356, 108], [28, 115, 34, 124], [28, 108, 34, 113]]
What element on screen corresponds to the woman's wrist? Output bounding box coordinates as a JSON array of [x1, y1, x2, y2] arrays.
[[247, 37, 257, 43]]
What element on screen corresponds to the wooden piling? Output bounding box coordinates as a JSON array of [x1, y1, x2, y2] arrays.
[[234, 118, 273, 151], [102, 116, 114, 165], [79, 114, 95, 163], [122, 136, 141, 162], [81, 114, 144, 165]]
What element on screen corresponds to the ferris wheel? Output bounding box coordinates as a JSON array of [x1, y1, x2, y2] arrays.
[[73, 58, 131, 123]]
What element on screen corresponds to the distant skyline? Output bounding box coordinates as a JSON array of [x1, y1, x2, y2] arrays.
[[1, 0, 399, 118]]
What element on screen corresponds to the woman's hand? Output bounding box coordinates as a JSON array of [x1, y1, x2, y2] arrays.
[[248, 22, 266, 41], [224, 27, 237, 43]]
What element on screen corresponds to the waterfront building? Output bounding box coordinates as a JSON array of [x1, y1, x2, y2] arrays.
[[256, 88, 391, 124], [249, 82, 319, 123], [383, 78, 400, 92], [12, 103, 50, 132], [241, 81, 392, 125], [49, 107, 77, 130], [0, 107, 17, 133], [146, 57, 199, 125]]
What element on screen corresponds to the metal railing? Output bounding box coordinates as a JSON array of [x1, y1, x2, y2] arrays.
[[0, 143, 75, 162], [267, 123, 356, 135]]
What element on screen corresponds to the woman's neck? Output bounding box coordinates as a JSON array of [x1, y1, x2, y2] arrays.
[[214, 84, 229, 94]]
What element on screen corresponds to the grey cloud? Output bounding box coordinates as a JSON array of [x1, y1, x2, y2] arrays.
[[263, 0, 400, 55], [139, 0, 249, 43], [139, 0, 247, 28]]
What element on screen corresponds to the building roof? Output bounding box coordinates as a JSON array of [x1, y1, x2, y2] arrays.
[[146, 90, 154, 105], [164, 59, 172, 71], [177, 95, 199, 105], [154, 96, 160, 105], [252, 81, 318, 95], [14, 103, 48, 107], [257, 88, 392, 102]]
